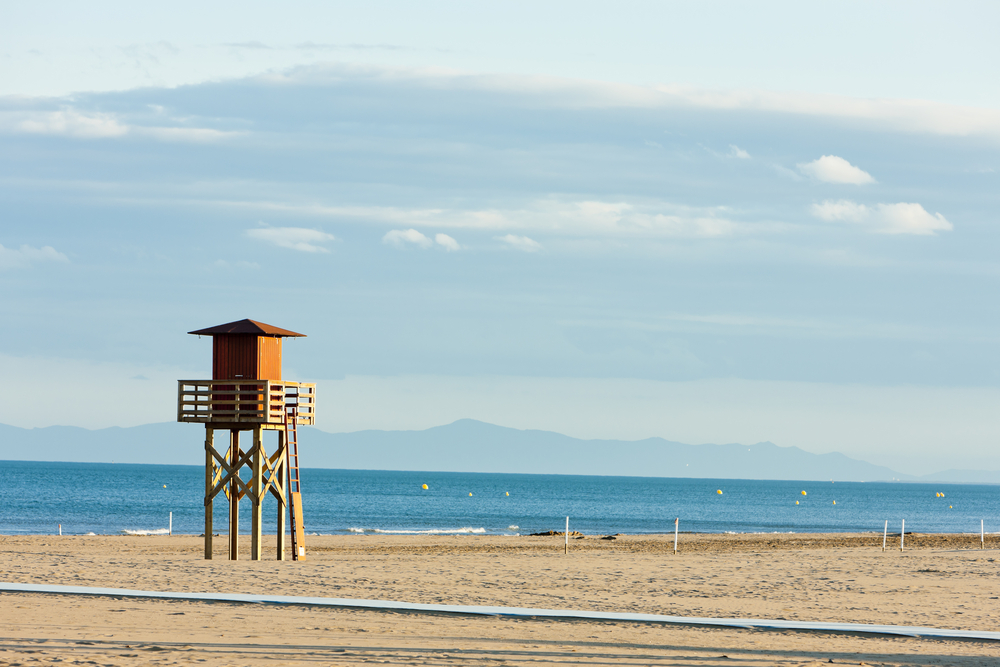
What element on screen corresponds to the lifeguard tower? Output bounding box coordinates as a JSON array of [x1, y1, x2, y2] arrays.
[[177, 319, 316, 561]]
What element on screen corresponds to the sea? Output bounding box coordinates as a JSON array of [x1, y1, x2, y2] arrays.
[[1, 461, 998, 537]]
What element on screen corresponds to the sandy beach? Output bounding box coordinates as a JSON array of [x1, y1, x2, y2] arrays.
[[2, 532, 999, 666]]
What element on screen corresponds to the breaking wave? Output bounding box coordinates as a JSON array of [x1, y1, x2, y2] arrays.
[[346, 527, 487, 535], [122, 528, 170, 535]]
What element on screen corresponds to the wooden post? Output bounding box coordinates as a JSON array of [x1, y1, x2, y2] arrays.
[[900, 519, 905, 552], [276, 428, 287, 561], [229, 429, 240, 561], [982, 519, 985, 550], [674, 517, 679, 554], [204, 427, 213, 560], [882, 520, 887, 552], [564, 516, 569, 554], [251, 426, 263, 561], [291, 493, 306, 560]]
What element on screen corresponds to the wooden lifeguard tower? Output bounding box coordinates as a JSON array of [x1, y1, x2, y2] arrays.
[[177, 319, 316, 561]]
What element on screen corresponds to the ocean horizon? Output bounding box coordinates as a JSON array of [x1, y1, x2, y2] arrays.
[[2, 460, 997, 537]]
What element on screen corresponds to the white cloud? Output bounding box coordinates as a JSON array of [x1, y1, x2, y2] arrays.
[[798, 155, 875, 184], [435, 233, 461, 251], [795, 155, 875, 185], [274, 64, 1000, 140], [875, 203, 953, 235], [17, 110, 128, 138], [497, 234, 542, 252], [383, 229, 432, 248], [811, 200, 869, 223], [137, 126, 241, 142], [3, 108, 241, 143], [223, 199, 742, 239], [729, 145, 751, 159], [0, 243, 69, 270], [812, 200, 952, 235], [246, 226, 335, 252]]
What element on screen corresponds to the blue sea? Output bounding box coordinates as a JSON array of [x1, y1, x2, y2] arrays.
[[1, 461, 997, 536]]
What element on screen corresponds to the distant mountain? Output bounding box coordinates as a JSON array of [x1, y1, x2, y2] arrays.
[[0, 422, 195, 465], [308, 419, 911, 482], [1, 418, 996, 483]]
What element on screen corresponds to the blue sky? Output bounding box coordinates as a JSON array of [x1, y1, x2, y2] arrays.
[[1, 1, 999, 474]]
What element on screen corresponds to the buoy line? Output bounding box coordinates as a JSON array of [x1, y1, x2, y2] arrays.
[[2, 582, 998, 642]]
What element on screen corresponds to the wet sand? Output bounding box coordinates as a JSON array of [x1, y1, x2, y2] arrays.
[[2, 533, 999, 666]]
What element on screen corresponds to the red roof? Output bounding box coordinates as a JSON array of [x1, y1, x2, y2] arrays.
[[188, 319, 306, 337]]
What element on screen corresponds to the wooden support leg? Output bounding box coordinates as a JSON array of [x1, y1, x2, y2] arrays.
[[251, 426, 263, 561], [229, 429, 240, 561], [204, 427, 213, 560], [276, 428, 287, 561]]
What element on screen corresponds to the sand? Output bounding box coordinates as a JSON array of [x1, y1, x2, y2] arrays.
[[2, 532, 1000, 666]]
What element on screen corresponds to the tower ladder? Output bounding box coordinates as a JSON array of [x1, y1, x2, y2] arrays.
[[285, 405, 306, 561]]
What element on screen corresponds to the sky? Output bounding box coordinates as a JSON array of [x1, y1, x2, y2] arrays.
[[1, 1, 999, 475]]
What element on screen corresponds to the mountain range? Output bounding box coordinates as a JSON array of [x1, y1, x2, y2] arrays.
[[1, 419, 997, 483]]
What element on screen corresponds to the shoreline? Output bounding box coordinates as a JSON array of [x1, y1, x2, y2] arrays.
[[2, 531, 994, 552]]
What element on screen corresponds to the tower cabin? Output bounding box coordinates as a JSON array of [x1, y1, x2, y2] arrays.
[[178, 319, 316, 562]]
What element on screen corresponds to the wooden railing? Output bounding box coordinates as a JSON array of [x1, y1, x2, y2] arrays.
[[177, 380, 316, 425]]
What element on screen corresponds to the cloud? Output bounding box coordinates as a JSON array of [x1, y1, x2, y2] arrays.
[[246, 226, 335, 252], [729, 145, 751, 159], [812, 200, 952, 235], [222, 199, 742, 239], [137, 127, 241, 142], [797, 155, 876, 184], [497, 234, 542, 252], [383, 229, 432, 248], [17, 110, 128, 138], [0, 243, 69, 270], [271, 63, 1000, 140], [3, 108, 241, 143], [435, 233, 460, 251]]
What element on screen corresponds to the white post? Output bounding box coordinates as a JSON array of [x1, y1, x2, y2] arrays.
[[982, 519, 985, 549], [565, 516, 569, 555], [900, 519, 905, 552], [58, 524, 62, 536], [882, 520, 888, 552], [674, 517, 679, 554], [169, 512, 173, 536]]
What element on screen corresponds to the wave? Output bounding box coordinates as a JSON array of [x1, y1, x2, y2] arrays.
[[122, 528, 170, 535], [346, 527, 487, 535]]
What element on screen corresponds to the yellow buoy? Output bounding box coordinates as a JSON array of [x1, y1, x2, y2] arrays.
[[949, 505, 953, 509], [716, 489, 723, 495], [832, 500, 836, 505], [422, 484, 428, 490], [801, 490, 807, 496], [941, 493, 945, 498], [505, 492, 509, 496], [795, 500, 799, 505], [162, 485, 166, 488], [469, 492, 473, 496]]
